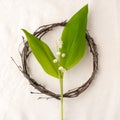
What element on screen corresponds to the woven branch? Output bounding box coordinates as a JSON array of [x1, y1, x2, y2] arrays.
[[18, 21, 98, 100]]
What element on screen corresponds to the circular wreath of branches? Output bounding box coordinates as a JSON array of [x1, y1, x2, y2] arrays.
[[14, 21, 98, 100]]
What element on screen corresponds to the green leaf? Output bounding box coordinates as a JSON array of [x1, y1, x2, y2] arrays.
[[60, 4, 88, 70], [22, 29, 59, 78]]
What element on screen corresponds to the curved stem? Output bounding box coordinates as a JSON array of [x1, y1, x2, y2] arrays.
[[59, 72, 64, 120]]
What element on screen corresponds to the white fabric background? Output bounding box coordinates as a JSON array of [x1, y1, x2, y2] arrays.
[[0, 0, 120, 120]]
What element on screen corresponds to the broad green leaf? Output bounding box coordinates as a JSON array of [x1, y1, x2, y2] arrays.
[[22, 29, 59, 78], [60, 4, 88, 70]]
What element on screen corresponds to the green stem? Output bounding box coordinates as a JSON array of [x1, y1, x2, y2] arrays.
[[59, 72, 64, 120]]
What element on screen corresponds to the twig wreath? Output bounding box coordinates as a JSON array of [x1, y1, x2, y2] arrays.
[[12, 4, 98, 120], [16, 21, 98, 99]]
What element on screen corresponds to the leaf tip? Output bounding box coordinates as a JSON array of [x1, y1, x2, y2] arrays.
[[84, 4, 88, 12], [85, 4, 88, 7], [82, 4, 88, 12], [21, 28, 28, 34], [21, 29, 32, 40]]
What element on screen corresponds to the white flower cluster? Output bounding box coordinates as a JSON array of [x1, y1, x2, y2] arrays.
[[52, 39, 66, 72], [56, 38, 63, 49], [61, 53, 66, 58], [58, 66, 66, 72], [53, 59, 58, 63]]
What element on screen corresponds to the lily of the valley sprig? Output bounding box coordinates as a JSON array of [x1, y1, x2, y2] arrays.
[[22, 4, 88, 120]]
